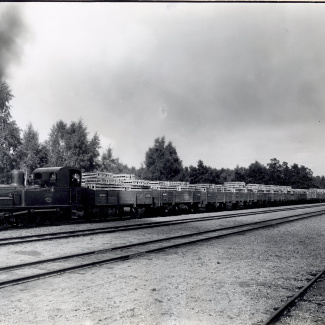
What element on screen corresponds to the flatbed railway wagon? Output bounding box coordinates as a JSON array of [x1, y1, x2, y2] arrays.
[[81, 174, 314, 218]]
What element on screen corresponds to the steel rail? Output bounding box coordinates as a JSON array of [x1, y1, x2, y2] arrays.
[[1, 205, 324, 247], [0, 210, 324, 289], [262, 268, 325, 325]]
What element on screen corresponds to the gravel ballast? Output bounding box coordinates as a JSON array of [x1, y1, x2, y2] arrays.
[[0, 206, 324, 325]]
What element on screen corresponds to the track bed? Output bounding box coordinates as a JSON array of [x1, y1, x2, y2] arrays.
[[1, 205, 324, 325]]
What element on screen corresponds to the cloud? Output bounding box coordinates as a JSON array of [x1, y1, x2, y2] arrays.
[[0, 4, 26, 80], [6, 2, 325, 175]]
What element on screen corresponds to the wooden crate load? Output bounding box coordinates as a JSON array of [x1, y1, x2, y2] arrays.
[[82, 173, 121, 186], [306, 188, 318, 199], [224, 182, 246, 188], [82, 172, 146, 190], [165, 181, 189, 187], [259, 184, 282, 193], [189, 184, 216, 191], [82, 172, 114, 183], [82, 172, 298, 195], [277, 186, 292, 193], [82, 172, 189, 191], [246, 184, 266, 192], [145, 181, 189, 190], [292, 189, 307, 194], [111, 174, 136, 180], [257, 185, 280, 193], [122, 179, 151, 186], [316, 189, 325, 200], [82, 172, 114, 178], [223, 182, 245, 192], [214, 185, 224, 192], [223, 182, 246, 192], [269, 186, 285, 193]]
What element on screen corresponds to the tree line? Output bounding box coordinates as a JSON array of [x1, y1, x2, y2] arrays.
[[1, 81, 325, 189], [139, 138, 324, 189]]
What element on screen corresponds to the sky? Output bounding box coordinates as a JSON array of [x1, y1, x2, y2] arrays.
[[1, 2, 325, 176]]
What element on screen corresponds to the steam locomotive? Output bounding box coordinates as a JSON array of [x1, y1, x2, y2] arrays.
[[0, 166, 324, 227], [0, 167, 83, 226]]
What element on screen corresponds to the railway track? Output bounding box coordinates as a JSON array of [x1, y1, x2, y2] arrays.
[[0, 208, 324, 290], [262, 267, 325, 325], [1, 204, 324, 246], [1, 202, 323, 230]]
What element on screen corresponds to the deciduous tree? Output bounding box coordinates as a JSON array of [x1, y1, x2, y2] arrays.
[[46, 120, 67, 167], [99, 147, 133, 174], [246, 161, 268, 184], [0, 81, 21, 183], [188, 160, 221, 184], [143, 137, 183, 181], [289, 163, 313, 189], [47, 119, 100, 171], [17, 123, 48, 175], [234, 165, 247, 182], [267, 158, 282, 185]]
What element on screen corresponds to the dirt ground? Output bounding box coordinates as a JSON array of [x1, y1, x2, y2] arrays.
[[0, 206, 325, 325]]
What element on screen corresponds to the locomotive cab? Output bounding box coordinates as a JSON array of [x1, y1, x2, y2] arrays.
[[31, 167, 81, 188], [21, 167, 84, 220]]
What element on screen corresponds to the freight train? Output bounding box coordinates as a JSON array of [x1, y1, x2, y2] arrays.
[[0, 166, 324, 227]]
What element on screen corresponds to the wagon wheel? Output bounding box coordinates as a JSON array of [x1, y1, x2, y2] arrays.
[[100, 209, 109, 221], [117, 208, 124, 218], [179, 204, 189, 214], [159, 206, 166, 216], [110, 208, 118, 218], [130, 206, 138, 218], [137, 208, 146, 218], [173, 205, 180, 215], [106, 208, 117, 219], [207, 203, 217, 212]]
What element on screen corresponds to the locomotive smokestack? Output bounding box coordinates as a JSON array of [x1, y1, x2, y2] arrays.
[[11, 170, 25, 186], [0, 5, 26, 81]]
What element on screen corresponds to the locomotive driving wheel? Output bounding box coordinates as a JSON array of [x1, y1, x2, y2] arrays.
[[18, 210, 40, 227], [47, 210, 63, 225]]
